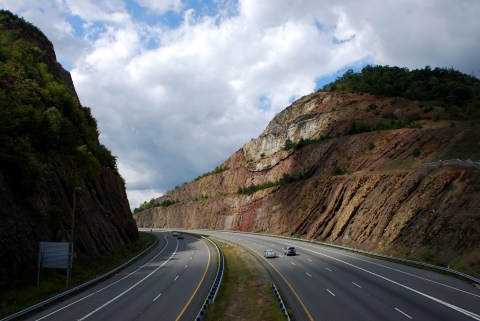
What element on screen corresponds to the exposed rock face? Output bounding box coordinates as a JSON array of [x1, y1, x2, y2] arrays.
[[135, 91, 480, 275], [0, 11, 138, 284]]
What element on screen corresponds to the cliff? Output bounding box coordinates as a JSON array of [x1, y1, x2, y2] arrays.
[[135, 87, 480, 275], [0, 10, 138, 284]]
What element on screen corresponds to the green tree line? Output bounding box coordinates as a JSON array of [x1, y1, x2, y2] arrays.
[[322, 65, 480, 121]]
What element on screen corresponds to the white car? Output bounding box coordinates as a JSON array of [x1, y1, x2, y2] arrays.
[[263, 250, 276, 258]]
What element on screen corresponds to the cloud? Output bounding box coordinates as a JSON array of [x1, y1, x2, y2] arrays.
[[133, 0, 182, 13], [2, 0, 479, 210]]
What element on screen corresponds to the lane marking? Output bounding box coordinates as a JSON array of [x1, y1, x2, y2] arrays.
[[325, 267, 332, 272], [153, 293, 162, 302], [290, 262, 296, 266], [295, 245, 480, 321], [352, 282, 362, 288], [36, 235, 170, 321], [303, 242, 480, 299], [307, 258, 312, 262], [175, 237, 211, 321], [306, 272, 312, 277], [327, 289, 336, 297], [77, 242, 179, 321], [395, 307, 413, 319], [174, 276, 179, 281], [185, 265, 188, 269], [259, 253, 314, 321]]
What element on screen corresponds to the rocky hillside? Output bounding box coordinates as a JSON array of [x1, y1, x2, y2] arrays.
[[0, 10, 138, 284], [135, 67, 480, 275]]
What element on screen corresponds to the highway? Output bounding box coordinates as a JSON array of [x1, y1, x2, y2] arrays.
[[203, 230, 480, 321], [27, 231, 217, 321]]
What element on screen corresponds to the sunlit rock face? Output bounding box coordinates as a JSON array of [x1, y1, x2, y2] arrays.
[[136, 88, 480, 276]]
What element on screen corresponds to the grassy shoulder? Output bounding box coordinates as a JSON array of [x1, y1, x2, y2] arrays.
[[0, 232, 156, 318], [205, 239, 285, 321]]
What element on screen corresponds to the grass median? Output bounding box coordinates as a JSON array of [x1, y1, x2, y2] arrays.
[[0, 232, 156, 319], [204, 239, 286, 321]]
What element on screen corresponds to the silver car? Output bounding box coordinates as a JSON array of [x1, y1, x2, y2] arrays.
[[263, 250, 276, 258]]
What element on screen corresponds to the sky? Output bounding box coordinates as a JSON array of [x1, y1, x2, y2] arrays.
[[1, 0, 479, 210]]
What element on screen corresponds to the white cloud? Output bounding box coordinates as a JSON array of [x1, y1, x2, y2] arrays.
[[134, 0, 182, 13], [2, 0, 479, 209]]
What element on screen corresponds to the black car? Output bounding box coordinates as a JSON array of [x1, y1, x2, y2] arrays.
[[284, 246, 296, 256]]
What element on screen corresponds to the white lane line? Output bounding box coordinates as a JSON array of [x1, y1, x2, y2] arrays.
[[36, 235, 170, 321], [295, 245, 480, 321], [327, 289, 336, 297], [395, 308, 413, 319], [185, 265, 188, 269], [77, 242, 179, 321], [189, 256, 193, 261], [303, 242, 480, 299], [290, 261, 296, 266], [307, 258, 312, 262], [153, 293, 162, 301], [352, 282, 362, 288], [306, 272, 312, 277], [325, 267, 332, 272], [174, 275, 179, 281]]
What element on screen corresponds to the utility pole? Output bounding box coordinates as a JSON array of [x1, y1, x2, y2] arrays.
[[67, 186, 81, 289]]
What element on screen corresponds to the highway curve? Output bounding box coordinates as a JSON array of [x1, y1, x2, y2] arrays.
[[204, 230, 480, 321], [27, 231, 217, 321]]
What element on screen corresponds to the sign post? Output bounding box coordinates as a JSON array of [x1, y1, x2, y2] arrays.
[[37, 242, 71, 287]]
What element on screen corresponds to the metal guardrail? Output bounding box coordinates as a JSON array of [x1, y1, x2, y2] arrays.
[[1, 237, 159, 321], [195, 237, 224, 321], [272, 282, 291, 321], [423, 159, 480, 170]]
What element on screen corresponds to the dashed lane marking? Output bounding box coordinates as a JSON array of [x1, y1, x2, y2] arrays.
[[395, 307, 413, 319]]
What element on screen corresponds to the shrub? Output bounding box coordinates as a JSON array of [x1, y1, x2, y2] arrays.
[[237, 171, 312, 195], [332, 161, 349, 175], [194, 164, 229, 181]]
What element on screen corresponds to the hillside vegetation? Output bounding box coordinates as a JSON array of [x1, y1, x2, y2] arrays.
[[0, 10, 117, 197], [0, 10, 138, 286], [322, 65, 480, 121]]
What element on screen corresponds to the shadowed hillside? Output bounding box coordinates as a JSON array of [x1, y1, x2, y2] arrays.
[[0, 10, 138, 286]]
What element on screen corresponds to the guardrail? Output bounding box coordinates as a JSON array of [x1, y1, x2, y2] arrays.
[[195, 237, 225, 321], [272, 282, 291, 321], [1, 236, 159, 321], [423, 159, 480, 170]]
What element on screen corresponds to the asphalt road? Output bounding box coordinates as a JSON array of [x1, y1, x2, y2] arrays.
[[27, 231, 217, 321], [203, 230, 480, 321]]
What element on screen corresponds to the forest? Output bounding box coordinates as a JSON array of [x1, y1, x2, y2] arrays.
[[322, 65, 480, 121]]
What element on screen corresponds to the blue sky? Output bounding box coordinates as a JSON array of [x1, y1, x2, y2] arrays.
[[1, 0, 479, 210]]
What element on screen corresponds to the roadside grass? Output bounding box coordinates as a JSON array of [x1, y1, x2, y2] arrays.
[[204, 240, 285, 321], [0, 232, 156, 319]]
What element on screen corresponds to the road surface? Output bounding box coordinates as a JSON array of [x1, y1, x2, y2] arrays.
[[203, 230, 480, 321], [27, 231, 216, 321]]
